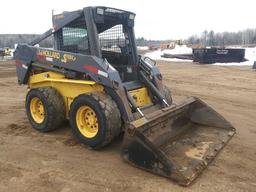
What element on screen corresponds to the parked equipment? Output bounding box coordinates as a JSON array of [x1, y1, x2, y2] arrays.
[[193, 48, 246, 64], [14, 6, 235, 186], [0, 47, 11, 57]]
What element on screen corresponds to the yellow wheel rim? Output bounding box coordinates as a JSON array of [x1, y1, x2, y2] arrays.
[[76, 106, 99, 138], [30, 97, 45, 124]]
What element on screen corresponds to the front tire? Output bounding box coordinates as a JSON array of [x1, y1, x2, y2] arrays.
[[163, 85, 173, 105], [69, 92, 121, 149], [26, 87, 65, 132]]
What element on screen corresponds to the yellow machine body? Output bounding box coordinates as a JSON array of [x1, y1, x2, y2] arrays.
[[28, 71, 152, 118]]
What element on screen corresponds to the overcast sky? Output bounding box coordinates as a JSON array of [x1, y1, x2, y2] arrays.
[[1, 0, 255, 40]]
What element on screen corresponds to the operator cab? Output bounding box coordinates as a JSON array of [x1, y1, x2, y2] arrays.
[[53, 7, 138, 82]]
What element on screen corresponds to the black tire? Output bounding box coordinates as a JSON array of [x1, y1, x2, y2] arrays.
[[163, 85, 173, 105], [69, 92, 121, 149], [26, 87, 65, 132]]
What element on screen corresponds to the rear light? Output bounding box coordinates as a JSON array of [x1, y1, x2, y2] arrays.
[[129, 14, 135, 20], [96, 8, 104, 15]]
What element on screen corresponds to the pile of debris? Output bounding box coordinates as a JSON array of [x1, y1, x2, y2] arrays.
[[161, 53, 193, 60]]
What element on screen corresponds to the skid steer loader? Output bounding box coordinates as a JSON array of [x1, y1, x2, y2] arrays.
[[14, 6, 235, 186]]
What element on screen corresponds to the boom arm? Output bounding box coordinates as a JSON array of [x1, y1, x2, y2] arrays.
[[14, 44, 122, 88]]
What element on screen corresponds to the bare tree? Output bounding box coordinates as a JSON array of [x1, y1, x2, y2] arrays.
[[187, 28, 256, 47]]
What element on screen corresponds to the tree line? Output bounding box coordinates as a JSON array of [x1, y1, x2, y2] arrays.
[[136, 37, 172, 46], [0, 34, 52, 48], [0, 35, 169, 48], [1, 28, 256, 49], [187, 28, 256, 47]]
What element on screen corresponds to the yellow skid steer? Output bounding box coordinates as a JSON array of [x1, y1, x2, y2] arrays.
[[14, 6, 235, 186]]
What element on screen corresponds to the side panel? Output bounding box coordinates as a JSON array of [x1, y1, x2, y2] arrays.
[[129, 87, 152, 107], [28, 72, 104, 118]]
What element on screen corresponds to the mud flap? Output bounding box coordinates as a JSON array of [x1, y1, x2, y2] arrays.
[[121, 97, 236, 186]]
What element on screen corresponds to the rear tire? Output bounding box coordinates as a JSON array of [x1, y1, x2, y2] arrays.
[[26, 87, 65, 132], [69, 92, 121, 149], [163, 85, 173, 105]]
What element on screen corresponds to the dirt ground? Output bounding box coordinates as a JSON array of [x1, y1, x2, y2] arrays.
[[0, 60, 255, 192]]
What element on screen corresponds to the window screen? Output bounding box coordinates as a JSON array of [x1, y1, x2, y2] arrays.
[[56, 21, 89, 54], [62, 27, 89, 51], [62, 27, 88, 50], [99, 25, 126, 53]]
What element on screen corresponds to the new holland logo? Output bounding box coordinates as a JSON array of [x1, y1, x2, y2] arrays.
[[37, 49, 60, 59], [37, 49, 77, 63]]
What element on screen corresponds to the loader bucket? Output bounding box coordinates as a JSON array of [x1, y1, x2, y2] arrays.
[[121, 97, 235, 186]]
